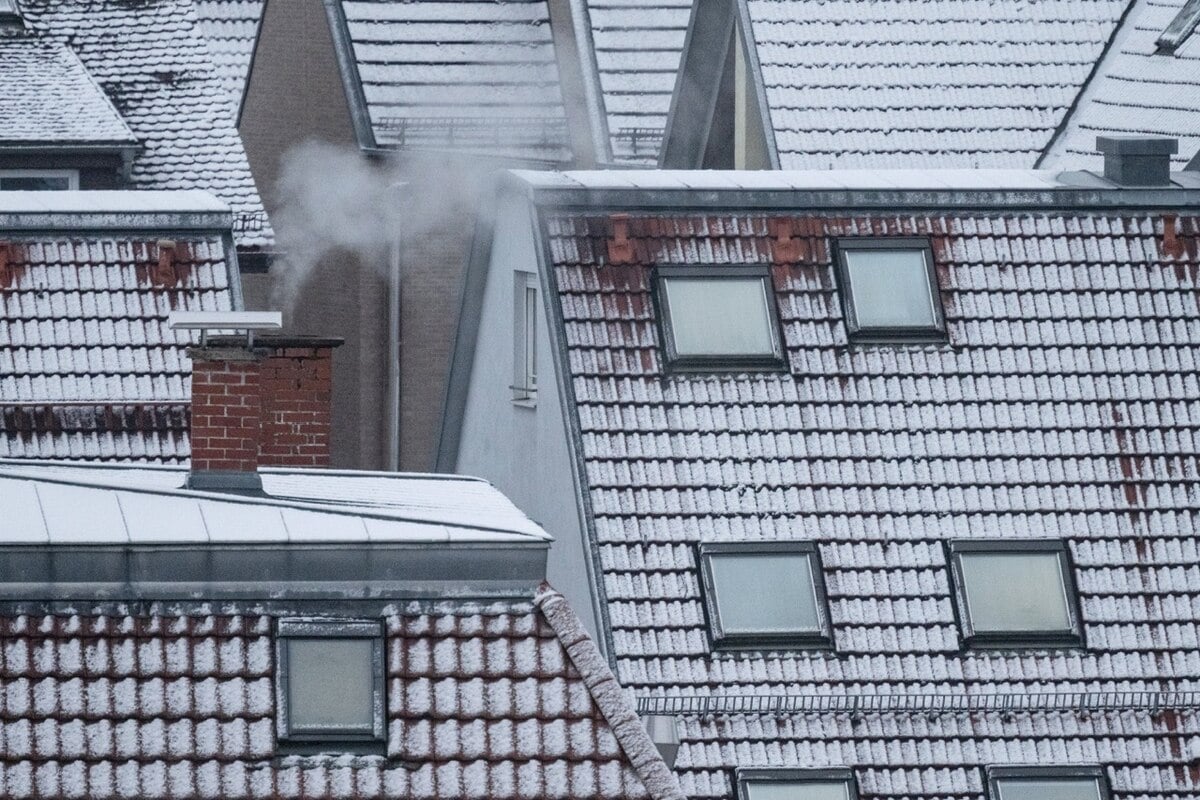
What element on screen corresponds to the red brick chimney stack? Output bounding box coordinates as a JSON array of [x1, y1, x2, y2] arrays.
[[187, 335, 342, 492]]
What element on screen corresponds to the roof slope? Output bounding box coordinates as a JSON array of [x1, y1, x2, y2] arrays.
[[194, 0, 266, 118], [337, 0, 572, 163], [1042, 0, 1200, 169], [0, 587, 684, 800], [743, 0, 1131, 168], [537, 191, 1200, 797], [18, 0, 272, 247], [583, 0, 691, 163], [0, 39, 135, 146], [0, 198, 236, 462]]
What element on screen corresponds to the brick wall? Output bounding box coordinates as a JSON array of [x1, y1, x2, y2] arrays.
[[258, 345, 333, 468]]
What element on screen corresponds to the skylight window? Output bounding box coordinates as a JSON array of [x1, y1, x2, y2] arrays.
[[656, 266, 783, 370], [276, 619, 385, 749], [699, 542, 831, 648], [988, 766, 1109, 800], [835, 239, 944, 340], [949, 541, 1083, 648], [737, 769, 858, 800]]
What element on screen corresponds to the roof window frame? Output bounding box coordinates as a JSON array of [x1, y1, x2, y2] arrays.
[[833, 237, 946, 343], [0, 169, 79, 191], [653, 265, 787, 373], [275, 618, 387, 751], [947, 540, 1085, 650], [698, 541, 834, 650], [736, 767, 860, 800], [986, 765, 1111, 800]]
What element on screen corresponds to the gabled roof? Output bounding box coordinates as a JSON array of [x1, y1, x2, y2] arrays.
[[452, 168, 1200, 799], [0, 191, 238, 463], [328, 0, 573, 164], [0, 39, 136, 149], [1042, 0, 1200, 170], [193, 0, 266, 119], [16, 1, 272, 248]]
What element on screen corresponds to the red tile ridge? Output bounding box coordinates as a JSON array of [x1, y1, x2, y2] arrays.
[[534, 582, 686, 800]]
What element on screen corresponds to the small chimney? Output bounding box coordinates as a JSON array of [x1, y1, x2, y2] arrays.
[[1096, 136, 1179, 186]]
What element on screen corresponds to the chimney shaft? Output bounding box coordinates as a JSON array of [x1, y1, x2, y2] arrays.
[[1096, 136, 1179, 186], [187, 336, 341, 492]]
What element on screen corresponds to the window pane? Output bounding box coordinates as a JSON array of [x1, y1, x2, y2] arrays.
[[710, 553, 821, 634], [995, 778, 1102, 800], [663, 277, 777, 357], [746, 780, 851, 800], [288, 638, 375, 731], [842, 248, 937, 329], [0, 176, 70, 191], [959, 551, 1072, 632]]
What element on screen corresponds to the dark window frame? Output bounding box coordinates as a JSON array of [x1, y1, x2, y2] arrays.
[[698, 541, 834, 650], [833, 237, 946, 343], [736, 767, 859, 800], [986, 765, 1111, 800], [947, 540, 1085, 649], [653, 265, 787, 372], [275, 618, 386, 748]]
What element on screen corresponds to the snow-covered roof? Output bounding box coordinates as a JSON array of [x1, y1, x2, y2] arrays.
[[578, 0, 691, 163], [0, 203, 237, 462], [193, 0, 265, 119], [333, 0, 573, 163], [0, 38, 136, 147], [0, 584, 686, 800], [507, 177, 1200, 799], [1042, 0, 1200, 170], [0, 461, 550, 543], [16, 1, 272, 248]]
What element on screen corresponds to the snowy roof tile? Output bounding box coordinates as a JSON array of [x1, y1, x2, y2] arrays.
[[17, 1, 272, 248], [193, 0, 265, 119], [1042, 0, 1200, 170], [0, 586, 683, 800], [528, 177, 1200, 798], [0, 38, 135, 146], [336, 0, 573, 163], [0, 197, 237, 462]]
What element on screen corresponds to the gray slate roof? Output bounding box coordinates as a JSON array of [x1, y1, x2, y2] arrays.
[[1042, 0, 1200, 170], [0, 39, 135, 146], [193, 0, 265, 119], [337, 0, 573, 163], [18, 0, 272, 248], [501, 170, 1200, 799]]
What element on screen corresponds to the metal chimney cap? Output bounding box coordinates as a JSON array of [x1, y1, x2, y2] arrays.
[[168, 311, 283, 331], [1096, 136, 1179, 156], [643, 713, 681, 769]]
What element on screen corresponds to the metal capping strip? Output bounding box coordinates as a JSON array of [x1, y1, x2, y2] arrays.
[[636, 692, 1200, 715]]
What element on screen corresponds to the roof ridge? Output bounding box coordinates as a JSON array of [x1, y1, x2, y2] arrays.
[[534, 582, 686, 800]]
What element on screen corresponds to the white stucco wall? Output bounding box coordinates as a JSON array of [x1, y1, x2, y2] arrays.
[[453, 192, 602, 644]]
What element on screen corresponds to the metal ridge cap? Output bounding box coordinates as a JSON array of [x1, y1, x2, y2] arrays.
[[636, 691, 1200, 714]]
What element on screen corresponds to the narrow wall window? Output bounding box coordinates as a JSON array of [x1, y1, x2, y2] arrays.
[[834, 238, 944, 341], [276, 619, 385, 749], [737, 768, 859, 800], [987, 766, 1110, 800], [699, 541, 832, 649], [513, 271, 538, 402], [948, 541, 1083, 648], [0, 170, 79, 190], [656, 266, 784, 371]]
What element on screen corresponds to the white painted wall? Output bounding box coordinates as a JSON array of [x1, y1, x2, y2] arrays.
[[453, 192, 602, 642]]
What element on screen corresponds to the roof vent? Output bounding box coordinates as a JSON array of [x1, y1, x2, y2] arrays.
[[1156, 0, 1200, 53], [643, 714, 680, 768], [1096, 136, 1178, 186]]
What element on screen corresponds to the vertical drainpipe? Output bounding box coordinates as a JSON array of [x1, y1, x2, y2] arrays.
[[385, 182, 408, 471]]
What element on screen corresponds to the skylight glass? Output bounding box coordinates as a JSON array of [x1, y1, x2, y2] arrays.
[[286, 638, 376, 731], [841, 247, 939, 331], [746, 781, 852, 800], [659, 272, 782, 366], [994, 777, 1103, 800]]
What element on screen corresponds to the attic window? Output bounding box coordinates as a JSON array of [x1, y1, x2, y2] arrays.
[[949, 541, 1083, 648], [0, 170, 78, 191], [656, 266, 784, 370], [987, 766, 1110, 800], [834, 239, 944, 341], [276, 619, 385, 750], [699, 542, 832, 649], [737, 768, 859, 800]]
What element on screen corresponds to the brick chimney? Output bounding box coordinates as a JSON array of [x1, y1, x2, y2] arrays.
[[187, 335, 342, 492]]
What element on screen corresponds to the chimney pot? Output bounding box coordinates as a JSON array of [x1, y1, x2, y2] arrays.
[[1096, 136, 1179, 186]]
